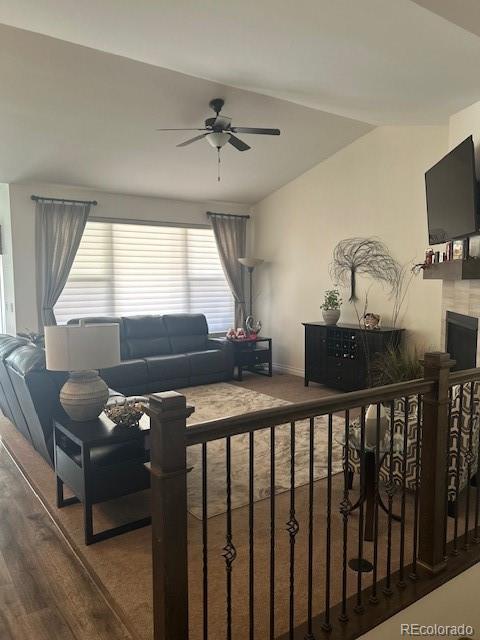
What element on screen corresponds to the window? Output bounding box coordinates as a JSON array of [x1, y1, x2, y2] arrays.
[[55, 220, 234, 332]]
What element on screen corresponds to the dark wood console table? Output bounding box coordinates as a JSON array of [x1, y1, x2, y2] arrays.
[[303, 321, 403, 391]]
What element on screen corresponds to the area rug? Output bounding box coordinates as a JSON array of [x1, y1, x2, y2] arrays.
[[185, 383, 345, 518]]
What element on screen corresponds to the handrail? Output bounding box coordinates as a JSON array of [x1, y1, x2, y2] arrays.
[[186, 377, 434, 446], [449, 367, 480, 385]]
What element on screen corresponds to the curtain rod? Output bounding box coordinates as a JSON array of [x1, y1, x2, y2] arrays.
[[31, 195, 98, 206], [206, 211, 250, 219]]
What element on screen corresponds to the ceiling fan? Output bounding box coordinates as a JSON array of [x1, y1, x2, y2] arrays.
[[156, 98, 281, 180]]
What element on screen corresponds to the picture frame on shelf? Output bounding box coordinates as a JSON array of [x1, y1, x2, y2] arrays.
[[452, 240, 465, 261], [469, 235, 480, 259]]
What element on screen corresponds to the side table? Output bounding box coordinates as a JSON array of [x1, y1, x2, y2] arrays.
[[54, 412, 151, 545], [230, 336, 273, 381]]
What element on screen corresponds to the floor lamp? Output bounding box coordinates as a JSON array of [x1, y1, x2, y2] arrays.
[[238, 257, 264, 317]]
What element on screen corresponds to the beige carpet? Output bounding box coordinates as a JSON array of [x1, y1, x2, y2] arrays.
[[0, 378, 419, 640]]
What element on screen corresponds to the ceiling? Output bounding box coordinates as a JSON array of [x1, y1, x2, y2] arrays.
[[1, 1, 480, 203], [412, 1, 480, 40], [0, 24, 372, 204], [1, 0, 480, 125]]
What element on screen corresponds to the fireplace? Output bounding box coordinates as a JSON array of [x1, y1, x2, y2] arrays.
[[446, 311, 478, 371]]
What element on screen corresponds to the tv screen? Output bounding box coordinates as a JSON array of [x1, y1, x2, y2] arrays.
[[425, 136, 478, 244]]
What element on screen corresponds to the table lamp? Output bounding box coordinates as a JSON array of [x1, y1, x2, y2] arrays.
[[238, 257, 264, 317], [45, 321, 121, 422]]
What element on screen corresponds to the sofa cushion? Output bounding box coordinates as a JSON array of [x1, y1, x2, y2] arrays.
[[187, 349, 227, 376], [100, 358, 149, 393], [5, 344, 63, 465], [0, 336, 31, 425], [163, 314, 208, 353], [145, 354, 189, 381], [122, 315, 171, 359], [6, 343, 46, 374], [0, 335, 29, 359]]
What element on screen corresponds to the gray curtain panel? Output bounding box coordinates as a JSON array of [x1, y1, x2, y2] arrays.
[[35, 200, 90, 329], [210, 213, 247, 328]]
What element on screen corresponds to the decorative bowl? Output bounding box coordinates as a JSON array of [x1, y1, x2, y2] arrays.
[[104, 396, 147, 427]]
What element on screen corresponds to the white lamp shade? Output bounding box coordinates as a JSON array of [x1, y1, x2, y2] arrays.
[[45, 323, 121, 371], [238, 257, 264, 269]]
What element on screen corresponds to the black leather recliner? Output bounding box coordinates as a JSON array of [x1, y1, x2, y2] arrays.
[[0, 313, 233, 467]]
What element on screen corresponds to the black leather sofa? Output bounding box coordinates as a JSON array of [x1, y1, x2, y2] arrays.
[[0, 314, 233, 467]]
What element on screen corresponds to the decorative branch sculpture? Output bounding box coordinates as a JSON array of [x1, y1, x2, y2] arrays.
[[330, 237, 420, 386], [330, 237, 401, 302]]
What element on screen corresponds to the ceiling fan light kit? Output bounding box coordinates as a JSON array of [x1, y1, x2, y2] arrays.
[[206, 131, 231, 149], [156, 98, 281, 181]]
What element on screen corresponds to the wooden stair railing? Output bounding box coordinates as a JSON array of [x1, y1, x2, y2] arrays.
[[147, 352, 480, 640]]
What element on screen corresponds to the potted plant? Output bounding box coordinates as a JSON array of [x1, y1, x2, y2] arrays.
[[320, 288, 342, 325]]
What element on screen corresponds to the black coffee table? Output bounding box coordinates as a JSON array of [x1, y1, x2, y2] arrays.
[[54, 411, 151, 545]]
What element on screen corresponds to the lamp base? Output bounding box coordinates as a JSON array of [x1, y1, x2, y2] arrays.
[[60, 370, 109, 422]]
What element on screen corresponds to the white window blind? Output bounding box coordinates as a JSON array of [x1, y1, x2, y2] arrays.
[[55, 220, 234, 332]]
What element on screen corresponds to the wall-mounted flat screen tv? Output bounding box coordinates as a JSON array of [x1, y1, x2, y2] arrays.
[[425, 135, 478, 245]]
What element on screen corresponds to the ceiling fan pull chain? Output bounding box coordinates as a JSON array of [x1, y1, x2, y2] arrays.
[[217, 147, 221, 182]]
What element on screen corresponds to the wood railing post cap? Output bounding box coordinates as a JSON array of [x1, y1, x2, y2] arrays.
[[148, 391, 194, 416], [423, 352, 456, 368]]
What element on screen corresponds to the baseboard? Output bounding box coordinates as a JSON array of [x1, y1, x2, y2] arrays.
[[272, 362, 304, 378]]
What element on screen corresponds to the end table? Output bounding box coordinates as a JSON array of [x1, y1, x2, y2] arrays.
[[54, 412, 151, 545], [230, 336, 273, 381]]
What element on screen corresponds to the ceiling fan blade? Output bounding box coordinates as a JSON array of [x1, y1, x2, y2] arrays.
[[230, 127, 280, 135], [156, 128, 208, 131], [212, 115, 231, 130], [228, 135, 251, 152], [177, 133, 208, 147]]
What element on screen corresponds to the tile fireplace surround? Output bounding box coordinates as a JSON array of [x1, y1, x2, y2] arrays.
[[442, 281, 480, 364]]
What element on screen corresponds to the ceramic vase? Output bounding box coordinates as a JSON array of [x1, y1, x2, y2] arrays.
[[365, 403, 388, 448], [322, 309, 341, 325], [60, 370, 109, 421]]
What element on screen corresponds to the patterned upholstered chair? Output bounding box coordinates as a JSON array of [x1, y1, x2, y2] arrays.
[[347, 384, 480, 505]]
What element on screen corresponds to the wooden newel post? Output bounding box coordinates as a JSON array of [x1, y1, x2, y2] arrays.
[[147, 391, 195, 640], [418, 352, 455, 575]]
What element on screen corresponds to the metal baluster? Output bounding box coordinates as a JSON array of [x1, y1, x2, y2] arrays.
[[287, 422, 299, 639], [306, 418, 315, 640], [453, 385, 464, 555], [444, 387, 453, 558], [270, 427, 276, 640], [398, 396, 409, 588], [410, 395, 422, 580], [249, 431, 255, 640], [202, 443, 208, 640], [322, 413, 333, 632], [464, 381, 475, 550], [339, 409, 350, 623], [369, 403, 381, 604], [474, 387, 480, 544], [222, 436, 236, 640], [354, 406, 366, 614], [383, 400, 395, 597]]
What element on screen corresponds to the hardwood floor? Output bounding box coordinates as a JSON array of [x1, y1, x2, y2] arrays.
[[0, 444, 133, 640]]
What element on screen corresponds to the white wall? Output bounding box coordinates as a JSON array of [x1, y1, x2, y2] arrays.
[[8, 183, 251, 332], [252, 126, 447, 375], [0, 184, 15, 333]]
